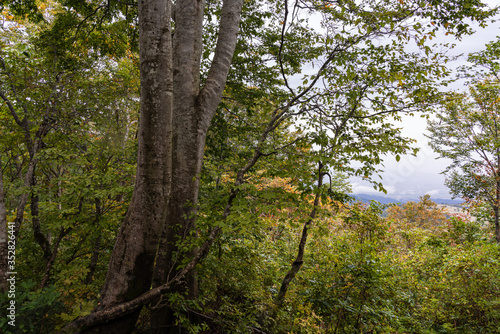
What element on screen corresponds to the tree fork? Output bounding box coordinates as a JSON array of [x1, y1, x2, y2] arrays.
[[150, 0, 245, 330], [80, 0, 173, 332]]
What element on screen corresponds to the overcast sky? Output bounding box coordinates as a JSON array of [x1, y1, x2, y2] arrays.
[[350, 2, 500, 199]]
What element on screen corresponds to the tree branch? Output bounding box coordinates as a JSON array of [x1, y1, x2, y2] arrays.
[[199, 0, 245, 126], [0, 89, 24, 127], [274, 162, 323, 306]]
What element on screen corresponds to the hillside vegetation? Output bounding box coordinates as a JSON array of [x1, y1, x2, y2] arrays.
[[1, 0, 499, 333]]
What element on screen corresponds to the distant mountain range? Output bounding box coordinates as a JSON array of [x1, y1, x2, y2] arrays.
[[351, 193, 463, 205]]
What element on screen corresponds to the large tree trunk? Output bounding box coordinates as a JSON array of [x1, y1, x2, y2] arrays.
[[82, 0, 243, 332], [150, 0, 205, 331], [82, 0, 173, 332], [150, 0, 244, 331]]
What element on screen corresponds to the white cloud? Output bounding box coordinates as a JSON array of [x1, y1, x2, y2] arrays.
[[425, 189, 441, 197], [349, 12, 500, 200], [351, 183, 396, 195]]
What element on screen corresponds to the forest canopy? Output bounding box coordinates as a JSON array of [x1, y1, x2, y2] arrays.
[[0, 0, 499, 333]]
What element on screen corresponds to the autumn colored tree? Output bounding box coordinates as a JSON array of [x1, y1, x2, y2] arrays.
[[386, 194, 448, 230]]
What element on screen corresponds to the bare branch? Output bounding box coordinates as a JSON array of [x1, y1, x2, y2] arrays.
[[275, 162, 323, 306], [278, 0, 295, 95]]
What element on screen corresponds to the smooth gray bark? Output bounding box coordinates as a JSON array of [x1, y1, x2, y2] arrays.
[[150, 0, 244, 331], [78, 0, 244, 332], [82, 0, 173, 332]]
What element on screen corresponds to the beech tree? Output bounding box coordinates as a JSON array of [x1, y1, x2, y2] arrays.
[[428, 80, 500, 242], [1, 0, 497, 333], [75, 0, 246, 332], [428, 38, 500, 243]]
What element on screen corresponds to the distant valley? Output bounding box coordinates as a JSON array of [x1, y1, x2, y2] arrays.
[[351, 193, 463, 205]]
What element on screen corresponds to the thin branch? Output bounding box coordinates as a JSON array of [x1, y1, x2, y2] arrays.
[[0, 89, 23, 127], [278, 0, 295, 95], [259, 136, 305, 157], [274, 162, 323, 306]]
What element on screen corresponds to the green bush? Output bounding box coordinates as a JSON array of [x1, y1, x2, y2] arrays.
[[0, 280, 63, 334]]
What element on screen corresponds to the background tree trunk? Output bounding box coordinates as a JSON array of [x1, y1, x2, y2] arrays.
[[31, 187, 52, 265], [275, 163, 324, 307], [495, 156, 500, 243], [85, 199, 102, 285], [0, 157, 8, 293]]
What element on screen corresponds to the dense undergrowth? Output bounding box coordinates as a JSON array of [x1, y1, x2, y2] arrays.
[[3, 197, 499, 334], [187, 200, 500, 334]]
